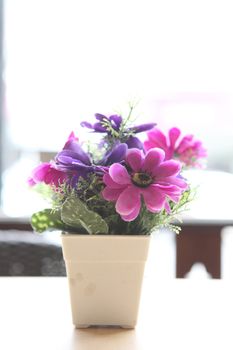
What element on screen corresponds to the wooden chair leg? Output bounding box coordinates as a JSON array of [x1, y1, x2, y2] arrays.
[[176, 225, 222, 279]]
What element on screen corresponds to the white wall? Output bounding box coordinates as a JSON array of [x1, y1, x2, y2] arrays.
[[3, 0, 233, 169]]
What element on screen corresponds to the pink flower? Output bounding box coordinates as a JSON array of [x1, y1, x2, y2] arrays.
[[144, 127, 207, 167], [28, 162, 67, 187], [63, 131, 79, 149], [102, 148, 188, 222], [28, 132, 79, 187]]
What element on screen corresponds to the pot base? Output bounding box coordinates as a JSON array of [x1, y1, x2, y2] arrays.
[[75, 324, 135, 329]]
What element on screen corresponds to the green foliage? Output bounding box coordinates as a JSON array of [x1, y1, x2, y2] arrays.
[[49, 182, 73, 211], [118, 101, 138, 133], [32, 183, 55, 203], [75, 175, 130, 234], [31, 176, 110, 234], [61, 196, 109, 234], [31, 177, 194, 235], [31, 209, 67, 233]]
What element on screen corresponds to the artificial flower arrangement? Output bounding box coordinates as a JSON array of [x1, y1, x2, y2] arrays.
[[28, 105, 206, 236]]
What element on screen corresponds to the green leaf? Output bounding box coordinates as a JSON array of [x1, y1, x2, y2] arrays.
[[31, 209, 66, 233], [61, 196, 109, 234]]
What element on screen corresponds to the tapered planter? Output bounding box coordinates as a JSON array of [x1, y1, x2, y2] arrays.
[[61, 234, 151, 328]]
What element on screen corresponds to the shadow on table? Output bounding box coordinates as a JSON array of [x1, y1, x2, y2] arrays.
[[71, 327, 138, 350]]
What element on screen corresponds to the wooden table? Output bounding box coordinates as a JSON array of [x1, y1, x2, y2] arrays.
[[0, 277, 232, 350]]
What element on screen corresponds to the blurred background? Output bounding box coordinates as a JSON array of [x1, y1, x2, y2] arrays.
[[0, 0, 233, 278]]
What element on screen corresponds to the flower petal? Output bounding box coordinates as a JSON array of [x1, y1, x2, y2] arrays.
[[164, 201, 171, 213], [44, 168, 67, 186], [61, 143, 91, 165], [103, 143, 128, 165], [158, 175, 188, 189], [155, 184, 182, 195], [31, 163, 50, 182], [143, 148, 165, 173], [169, 127, 181, 148], [64, 132, 79, 147], [176, 135, 193, 153], [93, 122, 106, 132], [31, 162, 67, 186], [121, 204, 141, 221], [103, 173, 126, 189], [80, 121, 93, 129], [126, 149, 143, 172], [95, 113, 107, 121], [142, 186, 165, 212], [144, 140, 156, 151], [155, 160, 182, 178], [56, 153, 88, 168], [27, 177, 36, 186], [154, 184, 182, 202], [126, 136, 143, 149], [116, 186, 141, 215], [109, 115, 122, 129], [146, 128, 168, 149], [102, 187, 123, 201], [129, 122, 156, 133], [109, 164, 131, 185]]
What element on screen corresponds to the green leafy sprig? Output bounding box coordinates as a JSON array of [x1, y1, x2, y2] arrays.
[[101, 102, 139, 150]]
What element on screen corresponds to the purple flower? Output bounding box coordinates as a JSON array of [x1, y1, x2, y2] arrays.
[[81, 114, 123, 133], [56, 135, 128, 181], [55, 138, 94, 178], [28, 132, 80, 187], [128, 123, 157, 134], [63, 131, 79, 148], [102, 148, 188, 222], [28, 162, 67, 187], [125, 135, 144, 149], [81, 113, 156, 149], [144, 127, 207, 167], [100, 143, 128, 166]]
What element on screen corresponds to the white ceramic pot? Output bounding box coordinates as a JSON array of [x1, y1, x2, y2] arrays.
[[61, 234, 151, 328]]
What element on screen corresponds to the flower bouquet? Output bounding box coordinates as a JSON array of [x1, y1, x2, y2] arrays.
[[29, 105, 206, 328]]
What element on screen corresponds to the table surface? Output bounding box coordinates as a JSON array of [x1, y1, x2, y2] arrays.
[[0, 276, 232, 350]]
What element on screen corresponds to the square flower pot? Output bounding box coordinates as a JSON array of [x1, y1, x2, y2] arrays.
[[61, 234, 151, 328]]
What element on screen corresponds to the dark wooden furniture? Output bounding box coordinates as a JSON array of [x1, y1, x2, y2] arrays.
[[0, 219, 32, 231], [1, 217, 232, 278], [176, 219, 233, 279], [0, 218, 65, 276]]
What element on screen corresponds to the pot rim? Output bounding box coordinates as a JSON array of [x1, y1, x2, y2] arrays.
[[61, 232, 151, 239]]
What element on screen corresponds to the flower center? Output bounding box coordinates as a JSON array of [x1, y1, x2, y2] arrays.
[[132, 172, 153, 188]]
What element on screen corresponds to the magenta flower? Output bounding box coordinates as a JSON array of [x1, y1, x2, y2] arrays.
[[63, 131, 79, 149], [144, 127, 207, 167], [27, 162, 67, 187], [28, 133, 79, 187], [102, 148, 187, 221]]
